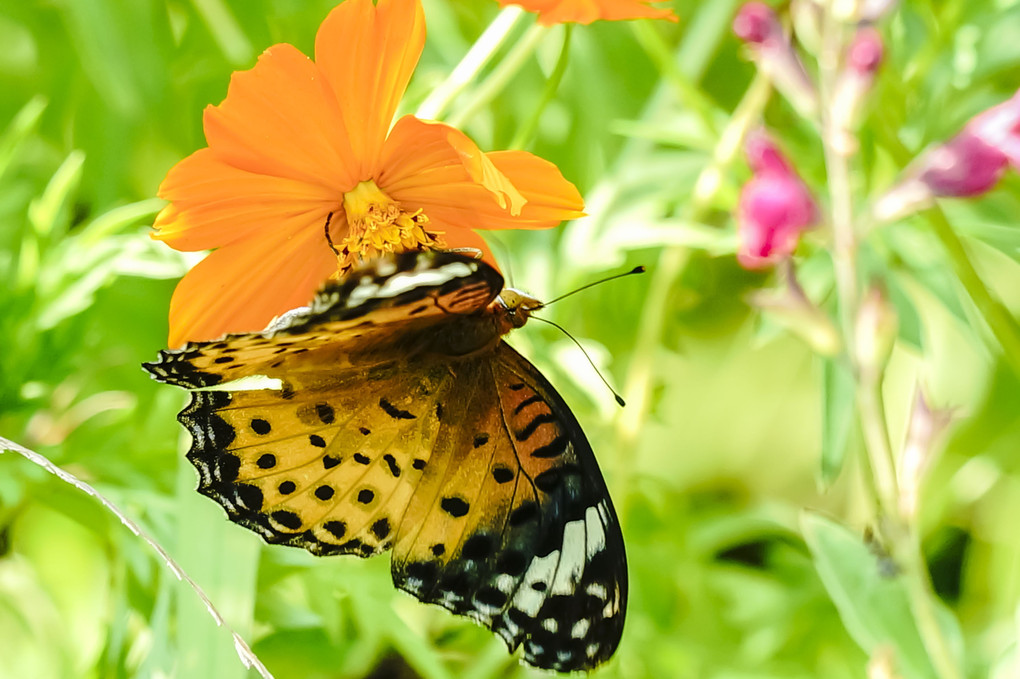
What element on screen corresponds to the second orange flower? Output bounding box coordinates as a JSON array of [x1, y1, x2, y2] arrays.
[[154, 0, 585, 347]]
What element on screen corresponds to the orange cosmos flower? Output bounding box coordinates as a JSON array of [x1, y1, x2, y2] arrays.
[[496, 0, 677, 25], [154, 0, 585, 347]]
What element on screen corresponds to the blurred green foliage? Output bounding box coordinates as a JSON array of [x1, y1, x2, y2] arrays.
[[2, 0, 1020, 677]]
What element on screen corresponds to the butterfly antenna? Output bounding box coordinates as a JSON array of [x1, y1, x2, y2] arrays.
[[324, 212, 340, 257], [542, 266, 646, 307], [530, 315, 627, 407]]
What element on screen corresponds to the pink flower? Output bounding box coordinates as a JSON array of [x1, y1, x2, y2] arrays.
[[737, 131, 818, 269], [873, 90, 1020, 221], [829, 28, 884, 152], [848, 27, 883, 77], [918, 133, 1008, 197], [732, 2, 778, 45], [733, 3, 817, 116]]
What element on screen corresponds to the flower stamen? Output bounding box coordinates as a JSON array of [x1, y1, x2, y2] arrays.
[[335, 180, 446, 275]]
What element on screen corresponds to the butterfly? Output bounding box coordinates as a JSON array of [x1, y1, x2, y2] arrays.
[[143, 251, 627, 672]]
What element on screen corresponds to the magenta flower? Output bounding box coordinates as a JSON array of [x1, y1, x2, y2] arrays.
[[737, 131, 818, 269], [733, 2, 817, 116], [873, 90, 1020, 221], [918, 133, 1008, 197]]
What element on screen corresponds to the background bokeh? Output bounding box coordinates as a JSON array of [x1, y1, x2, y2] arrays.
[[2, 0, 1020, 677]]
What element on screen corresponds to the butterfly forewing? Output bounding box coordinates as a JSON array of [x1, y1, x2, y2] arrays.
[[144, 252, 627, 672], [144, 251, 503, 389]]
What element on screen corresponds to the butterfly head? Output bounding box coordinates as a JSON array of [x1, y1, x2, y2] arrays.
[[496, 288, 544, 330]]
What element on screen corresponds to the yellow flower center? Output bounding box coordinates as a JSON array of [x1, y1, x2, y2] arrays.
[[333, 180, 445, 276]]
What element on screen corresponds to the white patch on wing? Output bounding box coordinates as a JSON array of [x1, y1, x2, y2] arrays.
[[550, 518, 586, 595], [210, 375, 284, 392], [375, 259, 397, 276], [571, 619, 590, 639], [346, 277, 380, 308], [584, 505, 606, 558], [513, 550, 559, 616], [542, 618, 558, 633], [346, 262, 476, 308]]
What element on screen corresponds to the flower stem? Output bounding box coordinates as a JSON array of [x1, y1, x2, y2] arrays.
[[630, 20, 721, 138], [510, 24, 573, 149], [817, 7, 962, 679], [447, 23, 549, 129], [416, 6, 526, 120]]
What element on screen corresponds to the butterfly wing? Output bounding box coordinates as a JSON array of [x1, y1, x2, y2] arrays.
[[145, 251, 627, 671], [144, 251, 503, 389], [172, 359, 458, 555], [142, 252, 504, 555], [391, 342, 627, 672]]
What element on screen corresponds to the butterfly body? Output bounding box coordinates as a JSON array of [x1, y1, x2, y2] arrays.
[[144, 252, 626, 671]]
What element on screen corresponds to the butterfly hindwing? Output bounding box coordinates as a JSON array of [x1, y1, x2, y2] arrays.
[[391, 343, 627, 672]]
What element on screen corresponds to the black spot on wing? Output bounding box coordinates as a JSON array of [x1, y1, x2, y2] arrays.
[[531, 434, 568, 459], [379, 397, 415, 420], [383, 454, 401, 477], [315, 403, 335, 424], [515, 413, 557, 441], [440, 496, 470, 517]]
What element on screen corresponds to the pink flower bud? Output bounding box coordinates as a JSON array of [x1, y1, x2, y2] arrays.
[[873, 89, 1020, 221], [968, 89, 1020, 168], [918, 132, 1008, 197], [737, 132, 817, 269], [848, 27, 883, 76], [829, 28, 884, 153], [745, 129, 793, 174], [733, 2, 780, 45], [733, 3, 818, 117]]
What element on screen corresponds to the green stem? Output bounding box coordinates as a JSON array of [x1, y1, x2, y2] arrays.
[[818, 6, 962, 678], [510, 24, 573, 149], [446, 24, 549, 129], [630, 20, 721, 138], [900, 523, 963, 679], [415, 6, 526, 121]]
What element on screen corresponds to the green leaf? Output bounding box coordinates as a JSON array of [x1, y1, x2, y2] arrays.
[[820, 358, 854, 486], [802, 512, 960, 679]]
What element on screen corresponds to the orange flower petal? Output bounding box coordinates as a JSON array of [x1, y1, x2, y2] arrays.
[[203, 43, 358, 190], [379, 116, 526, 214], [167, 214, 339, 346], [153, 149, 339, 251], [385, 135, 584, 231], [497, 0, 677, 25], [315, 0, 426, 179]]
